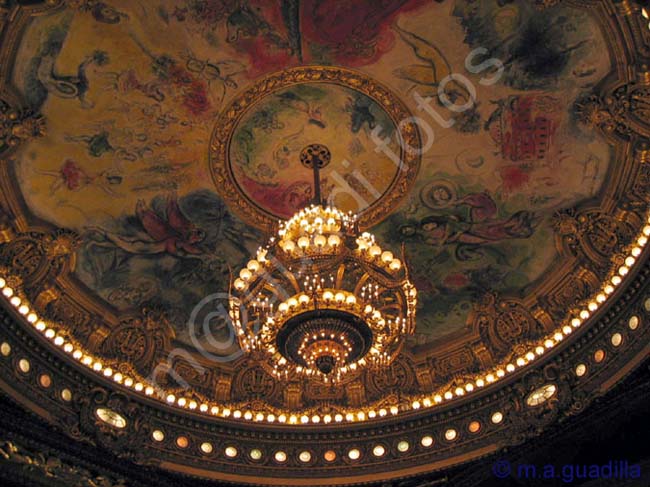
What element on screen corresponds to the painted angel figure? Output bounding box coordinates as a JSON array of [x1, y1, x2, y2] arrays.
[[87, 195, 205, 257]]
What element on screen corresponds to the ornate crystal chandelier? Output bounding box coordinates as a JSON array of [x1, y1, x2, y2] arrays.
[[229, 144, 417, 383]]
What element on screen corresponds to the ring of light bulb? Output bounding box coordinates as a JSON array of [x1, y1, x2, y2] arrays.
[[1, 215, 649, 424]]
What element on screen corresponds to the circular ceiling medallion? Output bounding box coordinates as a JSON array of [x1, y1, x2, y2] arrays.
[[209, 66, 421, 229]]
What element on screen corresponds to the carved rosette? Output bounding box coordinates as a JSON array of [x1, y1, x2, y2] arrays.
[[574, 82, 650, 140], [365, 355, 416, 400], [0, 227, 79, 304], [0, 97, 45, 153], [554, 209, 638, 272], [100, 309, 174, 377], [474, 294, 542, 359]]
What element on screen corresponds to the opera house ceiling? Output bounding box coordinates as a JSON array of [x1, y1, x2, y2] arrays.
[[0, 0, 649, 485]]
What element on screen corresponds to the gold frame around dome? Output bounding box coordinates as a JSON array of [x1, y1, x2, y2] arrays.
[[0, 0, 649, 485], [208, 65, 422, 231]]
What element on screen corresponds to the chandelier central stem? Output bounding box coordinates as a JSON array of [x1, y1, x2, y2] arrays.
[[299, 143, 331, 207]]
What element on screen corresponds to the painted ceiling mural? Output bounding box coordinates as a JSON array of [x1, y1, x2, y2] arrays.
[[4, 1, 650, 484], [10, 0, 612, 358]]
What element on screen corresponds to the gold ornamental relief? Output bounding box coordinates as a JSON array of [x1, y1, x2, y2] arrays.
[[209, 66, 421, 231]]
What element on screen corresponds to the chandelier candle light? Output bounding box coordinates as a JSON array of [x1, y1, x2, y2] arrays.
[[229, 144, 417, 383]]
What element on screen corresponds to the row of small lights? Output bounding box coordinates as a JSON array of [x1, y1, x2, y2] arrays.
[[149, 412, 505, 463], [1, 295, 641, 465], [0, 216, 648, 425]]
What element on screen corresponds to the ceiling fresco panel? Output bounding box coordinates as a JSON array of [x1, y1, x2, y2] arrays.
[[0, 1, 649, 484]]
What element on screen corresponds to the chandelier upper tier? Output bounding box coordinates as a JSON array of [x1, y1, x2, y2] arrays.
[[229, 144, 417, 383]]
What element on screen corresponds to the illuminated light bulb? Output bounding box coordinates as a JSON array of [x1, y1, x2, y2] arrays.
[[239, 268, 252, 281], [247, 260, 260, 272], [278, 302, 289, 313], [257, 248, 267, 262], [381, 251, 393, 263], [588, 302, 598, 311], [644, 225, 650, 236], [390, 259, 401, 271], [444, 391, 453, 399], [323, 291, 334, 301], [314, 235, 327, 247], [434, 395, 442, 403], [234, 278, 246, 291], [476, 379, 485, 388], [298, 237, 310, 249], [369, 245, 382, 257], [562, 325, 572, 335], [300, 218, 309, 227], [2, 287, 13, 297], [544, 339, 554, 348], [328, 235, 341, 247], [335, 292, 345, 302], [288, 297, 298, 308], [412, 400, 421, 409], [626, 256, 636, 267], [357, 238, 369, 250], [516, 357, 526, 367], [298, 294, 309, 304], [486, 374, 495, 382], [580, 310, 590, 319], [506, 363, 515, 372], [618, 266, 629, 276], [596, 293, 606, 303], [390, 406, 399, 415], [345, 295, 356, 305], [571, 318, 581, 327], [612, 275, 622, 285], [604, 285, 614, 294], [535, 346, 545, 355], [283, 240, 295, 252], [632, 247, 642, 257]]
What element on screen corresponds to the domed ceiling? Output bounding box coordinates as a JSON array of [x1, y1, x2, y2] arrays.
[[0, 0, 649, 485]]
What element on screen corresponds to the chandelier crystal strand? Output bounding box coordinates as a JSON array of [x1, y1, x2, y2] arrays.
[[229, 145, 417, 383]]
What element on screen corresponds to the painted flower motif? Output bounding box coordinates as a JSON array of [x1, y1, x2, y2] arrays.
[[498, 165, 530, 194], [443, 273, 470, 289], [182, 81, 211, 115]]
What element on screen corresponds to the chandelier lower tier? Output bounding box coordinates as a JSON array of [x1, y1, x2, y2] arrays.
[[229, 145, 417, 383]]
